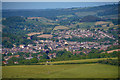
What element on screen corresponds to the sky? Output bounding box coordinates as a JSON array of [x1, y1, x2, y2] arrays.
[[1, 0, 119, 9], [2, 0, 120, 2], [2, 2, 118, 9]]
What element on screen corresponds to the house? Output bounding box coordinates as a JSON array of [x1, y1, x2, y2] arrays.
[[73, 51, 82, 55], [19, 45, 25, 48], [64, 41, 68, 45], [27, 37, 31, 39], [48, 46, 53, 50], [13, 44, 16, 47], [53, 53, 56, 58], [25, 57, 33, 60], [65, 47, 69, 51], [14, 61, 19, 64], [28, 44, 33, 47], [14, 55, 20, 58], [48, 53, 56, 59], [2, 61, 8, 64], [56, 47, 64, 51], [48, 54, 53, 59]]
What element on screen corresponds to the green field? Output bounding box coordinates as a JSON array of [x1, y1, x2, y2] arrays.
[[38, 57, 117, 65], [2, 58, 118, 78]]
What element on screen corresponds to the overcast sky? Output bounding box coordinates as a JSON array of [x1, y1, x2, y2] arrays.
[[2, 0, 120, 2]]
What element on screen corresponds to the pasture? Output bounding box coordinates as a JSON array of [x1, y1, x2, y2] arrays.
[[38, 57, 118, 65], [2, 58, 118, 78]]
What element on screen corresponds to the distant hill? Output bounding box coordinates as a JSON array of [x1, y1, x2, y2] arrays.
[[2, 4, 118, 19], [80, 15, 102, 22]]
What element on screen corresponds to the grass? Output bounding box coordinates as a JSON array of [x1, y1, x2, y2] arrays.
[[38, 57, 118, 65], [37, 34, 53, 38], [2, 63, 118, 78], [75, 12, 97, 17], [77, 22, 95, 29], [2, 58, 118, 78], [27, 32, 43, 36]]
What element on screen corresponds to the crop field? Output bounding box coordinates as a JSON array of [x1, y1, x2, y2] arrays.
[[38, 57, 118, 65], [37, 34, 53, 38], [54, 26, 69, 30], [95, 21, 110, 25], [27, 32, 43, 36], [2, 58, 118, 78]]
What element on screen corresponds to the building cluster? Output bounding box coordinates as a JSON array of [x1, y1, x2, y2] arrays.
[[2, 29, 118, 64], [53, 29, 115, 40]]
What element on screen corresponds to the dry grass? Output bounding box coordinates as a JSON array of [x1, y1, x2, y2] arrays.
[[54, 26, 69, 30], [37, 34, 53, 38], [107, 49, 120, 53], [95, 21, 110, 25], [27, 32, 43, 36]]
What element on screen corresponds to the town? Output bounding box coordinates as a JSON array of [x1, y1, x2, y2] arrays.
[[2, 27, 119, 64]]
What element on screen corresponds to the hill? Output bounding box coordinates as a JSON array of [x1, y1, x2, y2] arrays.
[[2, 4, 118, 19], [1, 3, 119, 48], [80, 15, 102, 22]]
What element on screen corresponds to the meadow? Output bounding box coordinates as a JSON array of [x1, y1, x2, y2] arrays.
[[38, 57, 117, 65], [2, 58, 118, 78]]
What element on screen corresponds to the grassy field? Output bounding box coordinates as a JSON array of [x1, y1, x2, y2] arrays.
[[2, 58, 118, 78], [2, 63, 118, 78], [38, 57, 118, 65], [75, 12, 97, 17]]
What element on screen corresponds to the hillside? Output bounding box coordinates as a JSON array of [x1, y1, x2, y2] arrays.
[[1, 3, 119, 64], [1, 3, 119, 79], [2, 4, 118, 19], [80, 15, 102, 22], [2, 3, 119, 48]]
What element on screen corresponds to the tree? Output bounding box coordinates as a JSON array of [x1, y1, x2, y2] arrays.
[[44, 45, 48, 49], [30, 58, 38, 63], [7, 53, 12, 56]]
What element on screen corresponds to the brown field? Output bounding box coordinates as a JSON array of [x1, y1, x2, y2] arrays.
[[27, 17, 43, 19], [27, 32, 43, 36], [107, 49, 120, 53], [27, 17, 53, 22], [102, 49, 120, 54], [37, 34, 53, 38], [95, 21, 110, 25], [54, 26, 69, 30]]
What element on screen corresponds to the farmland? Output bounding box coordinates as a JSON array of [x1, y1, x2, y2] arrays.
[[37, 34, 53, 38], [2, 58, 118, 78], [38, 57, 118, 65], [54, 26, 69, 30], [2, 63, 118, 78], [27, 32, 43, 36], [46, 57, 118, 64]]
